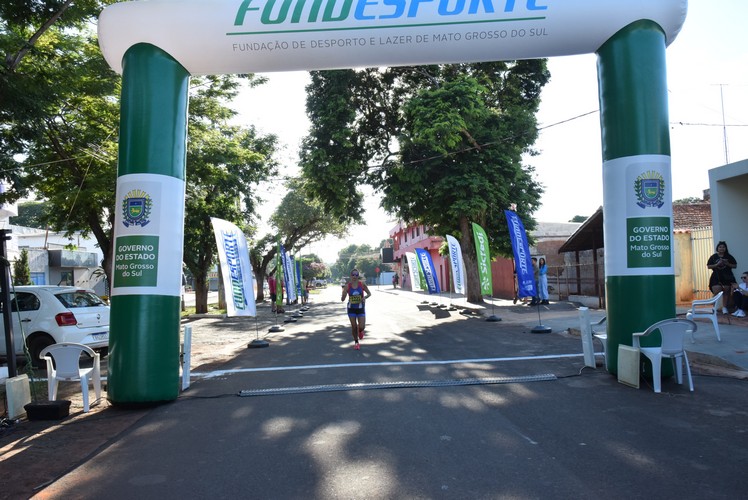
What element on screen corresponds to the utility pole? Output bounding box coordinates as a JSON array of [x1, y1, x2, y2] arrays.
[[719, 83, 729, 164]]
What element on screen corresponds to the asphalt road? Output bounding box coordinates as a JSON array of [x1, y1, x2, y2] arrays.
[[37, 286, 748, 499]]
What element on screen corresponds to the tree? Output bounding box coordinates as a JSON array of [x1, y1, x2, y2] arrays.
[[674, 197, 704, 205], [0, 1, 106, 75], [1, 5, 278, 311], [1, 14, 121, 286], [298, 253, 327, 281], [298, 70, 368, 225], [9, 201, 49, 228], [12, 248, 32, 285], [182, 76, 279, 313], [249, 181, 347, 303], [330, 243, 381, 280], [300, 63, 549, 302], [569, 215, 588, 223]]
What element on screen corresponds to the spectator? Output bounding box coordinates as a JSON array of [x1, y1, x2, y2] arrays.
[[538, 257, 549, 305], [267, 275, 277, 312], [707, 241, 738, 314], [732, 271, 748, 318]]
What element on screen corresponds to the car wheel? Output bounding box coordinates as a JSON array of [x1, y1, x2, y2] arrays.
[[26, 335, 55, 369]]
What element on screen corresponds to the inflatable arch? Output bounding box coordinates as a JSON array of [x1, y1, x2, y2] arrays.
[[98, 0, 688, 403]]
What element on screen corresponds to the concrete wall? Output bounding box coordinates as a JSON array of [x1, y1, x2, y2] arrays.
[[710, 159, 748, 275]]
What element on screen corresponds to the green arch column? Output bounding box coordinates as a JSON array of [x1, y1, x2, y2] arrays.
[[597, 21, 676, 374], [108, 44, 189, 404]]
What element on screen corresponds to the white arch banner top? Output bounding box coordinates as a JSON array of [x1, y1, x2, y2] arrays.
[[98, 0, 687, 75]]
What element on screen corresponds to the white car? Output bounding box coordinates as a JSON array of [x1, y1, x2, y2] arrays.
[[0, 286, 109, 367]]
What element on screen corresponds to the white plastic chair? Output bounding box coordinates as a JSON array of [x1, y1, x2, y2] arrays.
[[632, 318, 697, 394], [39, 343, 102, 412], [686, 291, 722, 342], [591, 316, 607, 364]]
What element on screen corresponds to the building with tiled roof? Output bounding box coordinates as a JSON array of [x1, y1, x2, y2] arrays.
[[557, 199, 715, 305], [673, 202, 712, 231]]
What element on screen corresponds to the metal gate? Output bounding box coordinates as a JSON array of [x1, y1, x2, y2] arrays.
[[690, 226, 713, 299]]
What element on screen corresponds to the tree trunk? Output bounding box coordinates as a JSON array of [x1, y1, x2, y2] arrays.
[[251, 246, 277, 304], [88, 210, 113, 294], [217, 265, 226, 310], [194, 274, 209, 314], [459, 216, 484, 304], [255, 268, 266, 303]]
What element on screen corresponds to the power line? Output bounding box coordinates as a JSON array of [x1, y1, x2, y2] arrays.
[[5, 109, 744, 181], [672, 122, 748, 127]]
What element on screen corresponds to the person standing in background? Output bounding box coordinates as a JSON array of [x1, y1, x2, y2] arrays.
[[538, 257, 549, 305], [268, 275, 277, 313], [707, 241, 738, 314]]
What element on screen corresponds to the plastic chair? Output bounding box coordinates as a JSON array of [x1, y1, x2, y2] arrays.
[[686, 291, 722, 342], [632, 318, 697, 394], [39, 343, 102, 412], [591, 316, 607, 364]]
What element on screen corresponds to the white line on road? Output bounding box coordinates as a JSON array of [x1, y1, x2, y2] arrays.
[[191, 352, 595, 379]]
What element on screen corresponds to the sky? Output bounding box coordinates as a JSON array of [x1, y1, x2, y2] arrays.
[[233, 1, 748, 263]]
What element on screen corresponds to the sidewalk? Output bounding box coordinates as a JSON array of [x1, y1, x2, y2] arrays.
[[393, 287, 748, 375]]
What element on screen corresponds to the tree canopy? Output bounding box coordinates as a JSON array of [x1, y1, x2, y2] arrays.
[[673, 197, 704, 205], [2, 6, 122, 282], [183, 75, 280, 313], [330, 243, 382, 281], [300, 62, 549, 302], [10, 201, 48, 228], [298, 253, 327, 282], [249, 180, 347, 303], [1, 3, 280, 309]]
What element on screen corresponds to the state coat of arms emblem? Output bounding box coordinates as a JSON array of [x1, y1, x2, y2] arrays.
[[635, 171, 665, 209], [122, 189, 152, 227]]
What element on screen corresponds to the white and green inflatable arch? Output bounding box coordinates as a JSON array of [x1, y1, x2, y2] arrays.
[[98, 0, 688, 404]]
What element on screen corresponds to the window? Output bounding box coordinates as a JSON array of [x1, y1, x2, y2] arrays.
[[11, 292, 40, 312], [55, 290, 106, 308], [30, 272, 46, 285], [59, 270, 73, 286]]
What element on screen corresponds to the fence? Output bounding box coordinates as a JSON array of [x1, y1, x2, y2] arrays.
[[547, 262, 606, 308], [690, 226, 714, 300], [548, 226, 715, 307]]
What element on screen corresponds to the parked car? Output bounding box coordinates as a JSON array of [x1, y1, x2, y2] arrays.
[[0, 286, 110, 367], [312, 279, 327, 288]]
